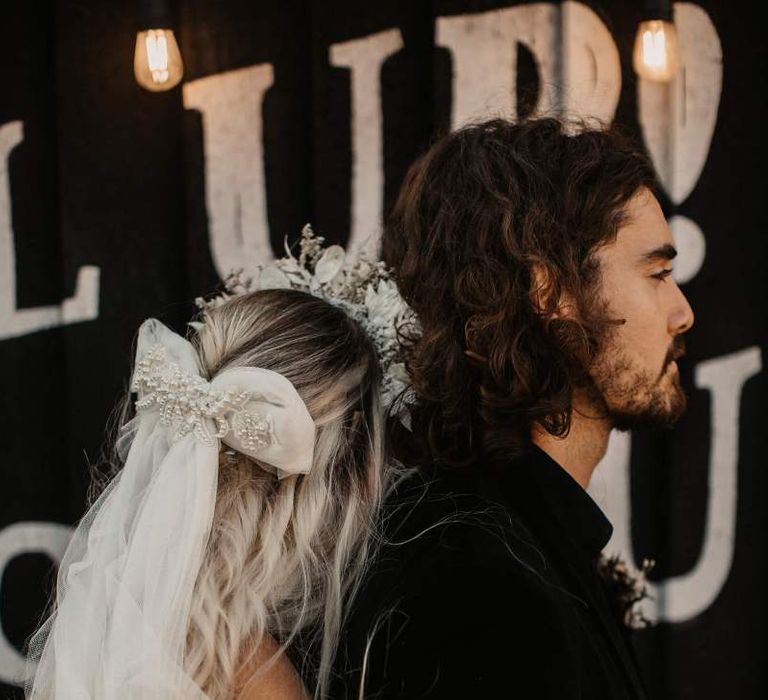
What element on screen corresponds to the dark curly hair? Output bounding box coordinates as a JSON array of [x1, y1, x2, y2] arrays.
[[382, 116, 659, 471]]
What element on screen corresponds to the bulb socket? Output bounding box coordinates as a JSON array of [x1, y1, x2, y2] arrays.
[[137, 0, 175, 30], [640, 0, 673, 22]]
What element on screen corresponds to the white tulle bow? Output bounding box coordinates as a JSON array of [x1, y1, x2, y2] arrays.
[[23, 318, 316, 699], [130, 318, 315, 477]]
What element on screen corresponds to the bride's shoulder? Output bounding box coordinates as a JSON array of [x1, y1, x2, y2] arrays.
[[234, 636, 309, 700]]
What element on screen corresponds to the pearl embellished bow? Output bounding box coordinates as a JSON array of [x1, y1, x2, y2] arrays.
[[131, 344, 276, 453], [129, 318, 316, 477]]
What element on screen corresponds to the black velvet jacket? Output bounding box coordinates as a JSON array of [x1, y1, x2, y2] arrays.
[[330, 443, 649, 699]]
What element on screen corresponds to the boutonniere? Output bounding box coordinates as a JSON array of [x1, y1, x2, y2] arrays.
[[596, 553, 656, 630]]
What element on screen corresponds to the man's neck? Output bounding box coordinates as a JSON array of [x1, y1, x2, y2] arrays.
[[530, 394, 612, 489]]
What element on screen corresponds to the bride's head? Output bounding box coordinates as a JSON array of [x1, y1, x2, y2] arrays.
[[111, 288, 386, 699]]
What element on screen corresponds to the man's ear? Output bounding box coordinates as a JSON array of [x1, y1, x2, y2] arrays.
[[529, 261, 574, 321]]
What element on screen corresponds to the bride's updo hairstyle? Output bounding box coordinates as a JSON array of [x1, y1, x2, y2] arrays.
[[97, 287, 385, 699]]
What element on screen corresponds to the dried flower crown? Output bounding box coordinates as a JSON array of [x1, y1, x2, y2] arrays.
[[194, 224, 420, 418]]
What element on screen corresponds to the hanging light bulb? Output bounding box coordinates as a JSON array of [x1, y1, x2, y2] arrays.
[[632, 1, 680, 83], [134, 0, 184, 92]]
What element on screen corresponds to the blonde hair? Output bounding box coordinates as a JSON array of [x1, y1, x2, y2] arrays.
[[91, 288, 388, 698]]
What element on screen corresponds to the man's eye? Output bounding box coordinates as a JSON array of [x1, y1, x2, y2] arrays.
[[652, 269, 674, 281]]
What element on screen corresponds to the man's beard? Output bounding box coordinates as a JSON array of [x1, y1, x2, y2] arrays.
[[583, 335, 688, 431]]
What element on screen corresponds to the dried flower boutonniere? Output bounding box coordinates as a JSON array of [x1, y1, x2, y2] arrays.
[[596, 553, 656, 630]]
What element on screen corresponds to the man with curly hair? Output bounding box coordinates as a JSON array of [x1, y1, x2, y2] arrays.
[[332, 116, 694, 699]]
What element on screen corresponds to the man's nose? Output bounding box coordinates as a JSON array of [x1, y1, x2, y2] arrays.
[[671, 284, 695, 335]]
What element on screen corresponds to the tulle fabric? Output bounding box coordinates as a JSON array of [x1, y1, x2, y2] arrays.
[[23, 314, 318, 699], [24, 410, 217, 699], [24, 320, 219, 699]]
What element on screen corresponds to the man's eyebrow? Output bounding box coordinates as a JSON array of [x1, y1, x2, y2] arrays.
[[637, 243, 678, 265]]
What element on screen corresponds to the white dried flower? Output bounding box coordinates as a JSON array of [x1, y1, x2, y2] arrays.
[[597, 553, 656, 630]]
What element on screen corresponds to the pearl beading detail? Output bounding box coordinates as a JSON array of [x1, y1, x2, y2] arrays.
[[130, 344, 276, 452]]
